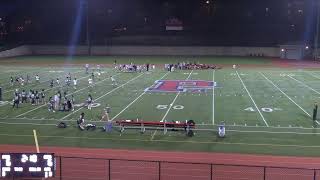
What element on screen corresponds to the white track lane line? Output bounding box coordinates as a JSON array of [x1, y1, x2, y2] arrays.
[[151, 70, 193, 140], [236, 71, 269, 127], [60, 73, 144, 120], [15, 72, 119, 118], [260, 72, 319, 125], [111, 72, 170, 121]]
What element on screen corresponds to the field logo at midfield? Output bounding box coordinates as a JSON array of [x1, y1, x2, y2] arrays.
[[145, 80, 214, 93]]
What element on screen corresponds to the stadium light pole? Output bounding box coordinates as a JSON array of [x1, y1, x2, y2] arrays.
[[314, 0, 320, 60]]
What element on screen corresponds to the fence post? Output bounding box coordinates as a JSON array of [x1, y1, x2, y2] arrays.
[[158, 161, 161, 180], [314, 169, 316, 180], [60, 156, 62, 180], [210, 164, 213, 180], [263, 167, 266, 180], [108, 160, 111, 180]]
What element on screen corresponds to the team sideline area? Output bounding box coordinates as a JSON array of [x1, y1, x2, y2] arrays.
[[1, 56, 320, 156]]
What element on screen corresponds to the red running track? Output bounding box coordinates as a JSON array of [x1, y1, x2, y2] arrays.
[[1, 145, 320, 180]]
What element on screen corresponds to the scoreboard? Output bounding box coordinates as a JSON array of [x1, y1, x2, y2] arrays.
[[0, 153, 55, 178]]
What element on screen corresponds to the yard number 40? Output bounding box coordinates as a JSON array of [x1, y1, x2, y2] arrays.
[[244, 107, 281, 113], [156, 105, 184, 110]]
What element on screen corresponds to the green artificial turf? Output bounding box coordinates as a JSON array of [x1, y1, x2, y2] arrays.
[[1, 56, 320, 157]]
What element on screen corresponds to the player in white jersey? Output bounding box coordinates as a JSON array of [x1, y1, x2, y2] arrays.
[[97, 64, 101, 72], [85, 64, 89, 74], [56, 78, 60, 86], [101, 104, 111, 121], [35, 75, 40, 83], [88, 78, 93, 85], [73, 78, 78, 89], [110, 76, 117, 86], [97, 71, 101, 80]]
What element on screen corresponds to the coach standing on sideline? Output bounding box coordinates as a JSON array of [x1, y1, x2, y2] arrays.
[[313, 102, 318, 121]]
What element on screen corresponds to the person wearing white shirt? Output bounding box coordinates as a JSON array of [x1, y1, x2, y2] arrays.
[[73, 78, 77, 89]]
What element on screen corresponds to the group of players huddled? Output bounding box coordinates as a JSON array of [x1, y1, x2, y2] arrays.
[[12, 89, 46, 108], [10, 64, 106, 110], [165, 62, 219, 72], [115, 63, 155, 73]]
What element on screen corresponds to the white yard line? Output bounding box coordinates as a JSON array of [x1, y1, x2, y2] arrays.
[[306, 72, 320, 80], [260, 72, 319, 125], [212, 70, 215, 125], [236, 71, 269, 127], [160, 70, 193, 122], [60, 73, 144, 120], [111, 72, 170, 121], [15, 72, 119, 118], [151, 70, 193, 140], [287, 75, 320, 95]]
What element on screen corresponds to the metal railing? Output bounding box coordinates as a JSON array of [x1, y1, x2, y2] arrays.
[[42, 156, 320, 180]]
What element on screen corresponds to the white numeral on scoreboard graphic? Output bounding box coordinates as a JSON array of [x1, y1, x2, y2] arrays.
[[244, 107, 281, 113], [156, 105, 184, 110]]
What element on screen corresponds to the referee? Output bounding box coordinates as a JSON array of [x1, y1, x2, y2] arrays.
[[313, 102, 318, 121]]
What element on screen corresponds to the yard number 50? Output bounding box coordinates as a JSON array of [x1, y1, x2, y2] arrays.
[[156, 105, 184, 110]]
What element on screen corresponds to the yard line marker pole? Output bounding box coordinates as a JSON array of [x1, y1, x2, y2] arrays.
[[260, 72, 319, 125], [15, 72, 120, 118], [33, 129, 40, 153], [288, 75, 320, 95], [111, 72, 170, 121], [60, 73, 144, 120], [236, 71, 269, 127], [212, 70, 215, 125], [151, 70, 193, 140]]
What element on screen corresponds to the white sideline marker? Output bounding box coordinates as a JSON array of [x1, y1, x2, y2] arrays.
[[236, 71, 269, 127]]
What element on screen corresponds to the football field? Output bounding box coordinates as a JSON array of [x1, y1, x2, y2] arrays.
[[1, 56, 320, 157]]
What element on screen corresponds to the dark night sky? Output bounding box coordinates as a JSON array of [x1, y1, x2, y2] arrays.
[[0, 0, 317, 46]]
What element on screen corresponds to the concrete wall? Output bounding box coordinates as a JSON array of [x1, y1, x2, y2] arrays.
[[0, 45, 280, 57], [0, 45, 32, 58]]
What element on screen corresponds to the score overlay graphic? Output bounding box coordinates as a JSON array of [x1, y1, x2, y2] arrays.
[[0, 153, 55, 178]]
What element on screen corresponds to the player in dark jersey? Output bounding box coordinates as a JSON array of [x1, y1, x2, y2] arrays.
[[87, 94, 93, 110], [10, 77, 14, 86], [77, 112, 85, 130], [35, 91, 40, 105], [40, 89, 46, 104]]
